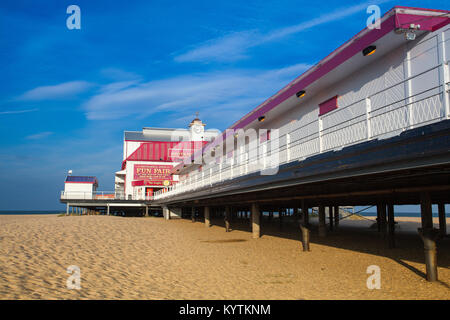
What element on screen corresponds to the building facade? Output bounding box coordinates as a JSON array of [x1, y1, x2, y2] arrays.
[[154, 6, 450, 200], [64, 176, 98, 200], [115, 117, 219, 200]]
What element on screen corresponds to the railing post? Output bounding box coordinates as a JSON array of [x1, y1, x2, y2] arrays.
[[230, 156, 234, 179], [240, 145, 245, 175], [286, 133, 291, 162], [404, 49, 414, 129], [365, 97, 372, 140], [318, 117, 323, 153], [262, 142, 267, 169], [438, 32, 449, 119]]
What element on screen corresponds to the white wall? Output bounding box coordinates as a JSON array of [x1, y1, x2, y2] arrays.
[[64, 183, 94, 199]]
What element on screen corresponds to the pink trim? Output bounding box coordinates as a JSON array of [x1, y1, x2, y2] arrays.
[[395, 13, 450, 31], [393, 6, 450, 13]]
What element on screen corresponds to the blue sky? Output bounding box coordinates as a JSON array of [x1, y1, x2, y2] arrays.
[[0, 0, 449, 210]]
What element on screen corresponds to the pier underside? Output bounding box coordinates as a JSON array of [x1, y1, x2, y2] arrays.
[[156, 120, 450, 282]]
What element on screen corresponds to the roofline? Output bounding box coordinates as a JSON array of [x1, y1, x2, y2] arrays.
[[393, 6, 450, 13]]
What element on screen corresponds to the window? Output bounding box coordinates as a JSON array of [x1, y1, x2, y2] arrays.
[[260, 129, 271, 143], [319, 95, 338, 116]]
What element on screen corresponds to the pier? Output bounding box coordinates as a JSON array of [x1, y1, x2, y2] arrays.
[[60, 7, 450, 282]]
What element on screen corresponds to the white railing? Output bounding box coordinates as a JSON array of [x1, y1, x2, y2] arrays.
[[154, 61, 450, 201], [60, 191, 154, 201]]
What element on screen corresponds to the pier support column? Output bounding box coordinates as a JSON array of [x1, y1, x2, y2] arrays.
[[224, 206, 231, 232], [204, 206, 211, 228], [191, 207, 195, 223], [377, 203, 387, 239], [107, 205, 110, 216], [376, 205, 381, 232], [334, 206, 339, 227], [328, 206, 334, 231], [300, 201, 310, 251], [251, 203, 260, 239], [419, 192, 439, 282], [387, 203, 395, 248], [279, 208, 283, 229], [438, 202, 447, 237], [302, 201, 309, 227], [66, 203, 70, 216], [318, 205, 327, 237]]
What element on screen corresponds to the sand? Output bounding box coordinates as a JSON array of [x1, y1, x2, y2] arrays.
[[0, 214, 448, 300]]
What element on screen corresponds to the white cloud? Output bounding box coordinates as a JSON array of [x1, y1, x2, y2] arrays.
[[174, 0, 392, 63], [174, 30, 257, 63], [82, 63, 312, 121], [18, 81, 92, 101], [0, 108, 39, 115], [25, 131, 53, 140]]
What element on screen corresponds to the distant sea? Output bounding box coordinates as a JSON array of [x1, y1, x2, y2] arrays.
[[0, 210, 63, 215]]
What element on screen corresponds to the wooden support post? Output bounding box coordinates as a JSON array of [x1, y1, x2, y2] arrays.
[[279, 208, 283, 228], [204, 206, 211, 228], [378, 203, 387, 239], [328, 206, 334, 231], [420, 193, 433, 229], [334, 205, 339, 227], [251, 203, 260, 239], [387, 203, 395, 248], [419, 192, 439, 282], [318, 205, 327, 237], [302, 201, 309, 227], [376, 205, 381, 232], [191, 207, 195, 223], [438, 202, 447, 237], [300, 201, 310, 251], [225, 206, 231, 232]]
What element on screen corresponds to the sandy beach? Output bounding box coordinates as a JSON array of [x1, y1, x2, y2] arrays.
[[0, 214, 448, 300]]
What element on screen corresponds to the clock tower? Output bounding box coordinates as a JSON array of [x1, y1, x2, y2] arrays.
[[189, 112, 206, 141]]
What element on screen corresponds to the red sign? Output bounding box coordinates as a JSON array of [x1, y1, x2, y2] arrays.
[[132, 180, 172, 186], [134, 164, 173, 182]]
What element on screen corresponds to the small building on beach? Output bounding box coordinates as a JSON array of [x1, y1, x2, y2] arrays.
[[64, 176, 98, 200]]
